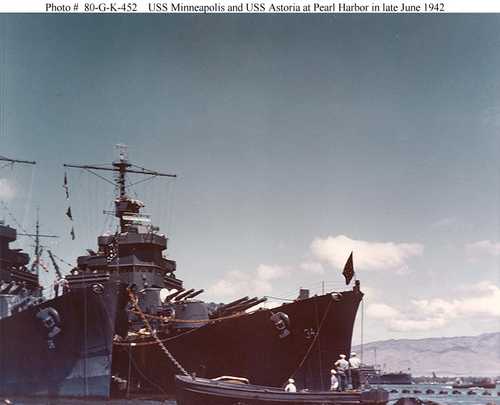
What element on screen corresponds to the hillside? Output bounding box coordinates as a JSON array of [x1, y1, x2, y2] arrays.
[[352, 332, 500, 377]]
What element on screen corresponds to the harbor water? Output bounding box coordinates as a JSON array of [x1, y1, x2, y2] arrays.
[[3, 384, 498, 404], [384, 383, 499, 404]]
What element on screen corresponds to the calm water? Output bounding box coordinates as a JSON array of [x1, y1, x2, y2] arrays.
[[3, 384, 498, 404]]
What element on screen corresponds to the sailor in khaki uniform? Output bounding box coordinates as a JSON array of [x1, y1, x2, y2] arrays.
[[334, 354, 349, 391]]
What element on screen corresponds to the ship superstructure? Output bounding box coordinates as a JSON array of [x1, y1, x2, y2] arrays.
[[65, 147, 364, 396], [0, 156, 41, 318]]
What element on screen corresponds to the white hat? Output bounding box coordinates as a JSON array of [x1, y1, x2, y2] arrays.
[[339, 354, 346, 358], [330, 369, 336, 374], [288, 378, 295, 383], [351, 352, 357, 356]]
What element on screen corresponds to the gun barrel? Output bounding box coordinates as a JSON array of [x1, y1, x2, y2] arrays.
[[243, 297, 267, 310], [164, 288, 185, 302], [221, 297, 266, 314], [174, 288, 195, 301], [181, 289, 204, 300], [220, 296, 250, 311]]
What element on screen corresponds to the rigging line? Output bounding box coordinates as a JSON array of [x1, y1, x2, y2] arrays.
[[86, 171, 91, 243], [286, 297, 335, 383], [130, 163, 176, 177], [83, 281, 88, 395], [49, 250, 73, 269], [167, 180, 176, 236], [0, 200, 33, 241], [0, 22, 4, 140], [101, 198, 114, 235], [160, 178, 167, 227], [360, 298, 364, 365], [314, 300, 324, 390], [21, 166, 35, 233], [263, 295, 294, 302], [84, 168, 115, 187], [127, 174, 158, 189]]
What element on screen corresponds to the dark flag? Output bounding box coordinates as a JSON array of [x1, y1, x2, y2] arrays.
[[70, 227, 75, 240], [63, 172, 69, 199], [342, 252, 354, 285], [66, 206, 73, 221]]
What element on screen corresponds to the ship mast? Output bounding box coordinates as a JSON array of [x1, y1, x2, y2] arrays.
[[0, 155, 49, 275], [64, 145, 176, 232], [18, 209, 58, 275]]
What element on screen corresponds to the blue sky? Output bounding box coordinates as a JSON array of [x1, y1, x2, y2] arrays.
[[0, 14, 499, 345]]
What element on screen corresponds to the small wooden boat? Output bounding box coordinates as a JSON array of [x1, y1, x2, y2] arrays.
[[175, 375, 389, 405]]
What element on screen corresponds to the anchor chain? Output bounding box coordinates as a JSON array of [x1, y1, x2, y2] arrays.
[[127, 289, 190, 377]]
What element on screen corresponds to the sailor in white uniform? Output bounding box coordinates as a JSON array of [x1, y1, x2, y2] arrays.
[[284, 378, 297, 392], [349, 352, 362, 390], [330, 369, 339, 391]]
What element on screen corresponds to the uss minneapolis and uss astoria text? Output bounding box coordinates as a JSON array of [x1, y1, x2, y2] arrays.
[[148, 2, 436, 12]]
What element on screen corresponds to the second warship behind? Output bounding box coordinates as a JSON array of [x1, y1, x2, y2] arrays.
[[0, 156, 128, 398], [64, 148, 364, 396]]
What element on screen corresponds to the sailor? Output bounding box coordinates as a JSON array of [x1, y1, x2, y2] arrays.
[[349, 352, 362, 390], [53, 279, 59, 297], [330, 369, 339, 391], [284, 378, 297, 392], [61, 278, 70, 295], [334, 354, 349, 391]]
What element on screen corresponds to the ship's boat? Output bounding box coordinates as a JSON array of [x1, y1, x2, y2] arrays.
[[175, 375, 389, 405], [0, 156, 128, 398], [63, 148, 364, 396]]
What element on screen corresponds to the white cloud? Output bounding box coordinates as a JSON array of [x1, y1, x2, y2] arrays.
[[257, 264, 287, 280], [310, 235, 423, 272], [299, 261, 324, 274], [368, 282, 500, 332], [208, 265, 289, 301], [388, 317, 447, 332], [466, 240, 500, 259], [359, 285, 379, 301], [366, 303, 400, 319], [366, 301, 446, 332], [412, 283, 500, 319], [0, 179, 15, 200]]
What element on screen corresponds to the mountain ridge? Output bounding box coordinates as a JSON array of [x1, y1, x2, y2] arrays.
[[352, 332, 500, 377]]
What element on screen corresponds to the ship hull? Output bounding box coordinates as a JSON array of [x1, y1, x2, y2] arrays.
[[113, 290, 362, 395], [367, 373, 413, 385], [0, 281, 126, 398]]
